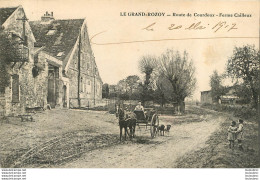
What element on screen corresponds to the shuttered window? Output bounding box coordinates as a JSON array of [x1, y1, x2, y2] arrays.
[[12, 74, 19, 103]]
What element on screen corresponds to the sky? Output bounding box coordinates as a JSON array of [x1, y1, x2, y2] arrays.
[[1, 0, 259, 100]]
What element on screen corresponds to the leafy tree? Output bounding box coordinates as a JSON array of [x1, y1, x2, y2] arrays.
[[125, 75, 140, 99], [115, 75, 142, 100], [116, 79, 127, 94], [138, 55, 157, 104], [102, 83, 109, 98], [210, 70, 226, 103], [226, 45, 260, 108], [153, 74, 169, 107], [157, 49, 196, 113], [108, 85, 117, 98], [0, 29, 23, 90], [234, 83, 252, 104]]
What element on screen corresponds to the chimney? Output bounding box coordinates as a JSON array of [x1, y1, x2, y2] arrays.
[[41, 11, 55, 23]]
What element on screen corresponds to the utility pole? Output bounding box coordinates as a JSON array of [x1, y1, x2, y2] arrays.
[[77, 30, 81, 108]]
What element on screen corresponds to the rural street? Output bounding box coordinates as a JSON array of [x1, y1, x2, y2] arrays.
[[0, 106, 225, 168]]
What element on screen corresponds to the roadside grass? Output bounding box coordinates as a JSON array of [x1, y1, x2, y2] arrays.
[[176, 105, 259, 168]]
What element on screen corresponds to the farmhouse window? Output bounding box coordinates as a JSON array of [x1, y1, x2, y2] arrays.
[[12, 74, 20, 103]]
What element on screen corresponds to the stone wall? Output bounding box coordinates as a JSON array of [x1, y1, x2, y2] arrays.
[[4, 51, 49, 116], [2, 7, 50, 116]]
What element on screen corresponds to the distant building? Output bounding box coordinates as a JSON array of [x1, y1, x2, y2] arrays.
[[220, 86, 239, 104], [201, 86, 239, 105], [30, 11, 102, 108], [200, 90, 213, 104]]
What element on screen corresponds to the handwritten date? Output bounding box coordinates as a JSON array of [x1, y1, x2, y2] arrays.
[[143, 21, 238, 33]]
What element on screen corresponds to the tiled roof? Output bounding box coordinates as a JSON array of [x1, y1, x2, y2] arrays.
[[0, 7, 18, 25], [29, 19, 85, 64]]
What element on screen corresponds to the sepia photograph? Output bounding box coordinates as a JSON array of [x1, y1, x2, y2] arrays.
[[0, 0, 259, 174]]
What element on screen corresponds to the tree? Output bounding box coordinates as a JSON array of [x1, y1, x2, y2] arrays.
[[153, 74, 170, 107], [157, 49, 196, 113], [108, 85, 117, 98], [226, 45, 260, 108], [102, 83, 109, 98], [125, 75, 140, 99], [210, 70, 226, 103], [116, 78, 131, 100], [0, 29, 23, 90], [116, 79, 127, 94], [115, 75, 141, 100], [138, 55, 157, 104], [234, 83, 252, 104]]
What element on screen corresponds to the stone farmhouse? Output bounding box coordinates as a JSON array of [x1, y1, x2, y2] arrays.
[[30, 11, 102, 108], [0, 6, 102, 116]]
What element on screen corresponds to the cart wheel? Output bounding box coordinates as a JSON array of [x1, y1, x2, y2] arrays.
[[150, 114, 159, 138]]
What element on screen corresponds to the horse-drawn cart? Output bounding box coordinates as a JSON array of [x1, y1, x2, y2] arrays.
[[134, 108, 159, 138]]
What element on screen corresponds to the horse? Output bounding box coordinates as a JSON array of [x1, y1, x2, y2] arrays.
[[117, 106, 136, 141]]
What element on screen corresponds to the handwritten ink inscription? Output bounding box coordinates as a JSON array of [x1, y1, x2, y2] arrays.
[[143, 21, 238, 33]]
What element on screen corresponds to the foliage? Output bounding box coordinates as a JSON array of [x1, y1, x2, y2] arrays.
[[226, 45, 260, 108], [138, 55, 157, 104], [157, 49, 196, 112], [233, 83, 252, 104], [0, 29, 23, 89], [102, 83, 109, 98], [116, 79, 127, 94], [115, 75, 141, 100], [138, 55, 157, 78], [209, 70, 226, 103], [153, 74, 170, 107], [125, 75, 140, 96], [108, 85, 117, 98], [201, 103, 257, 119], [118, 92, 129, 100]]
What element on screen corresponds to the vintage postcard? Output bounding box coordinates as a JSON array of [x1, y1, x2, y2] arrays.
[[0, 0, 259, 174]]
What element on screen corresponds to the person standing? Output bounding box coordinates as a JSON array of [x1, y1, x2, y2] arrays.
[[227, 121, 237, 149], [237, 119, 244, 151]]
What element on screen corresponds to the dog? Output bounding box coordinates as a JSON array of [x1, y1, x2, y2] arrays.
[[158, 124, 165, 136], [46, 104, 52, 110], [165, 125, 171, 136]]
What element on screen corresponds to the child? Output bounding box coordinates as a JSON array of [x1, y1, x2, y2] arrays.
[[236, 119, 244, 151], [227, 121, 237, 149]]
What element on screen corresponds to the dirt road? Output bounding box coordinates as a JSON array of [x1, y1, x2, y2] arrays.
[[57, 106, 225, 168], [0, 106, 225, 168], [59, 112, 225, 168]]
